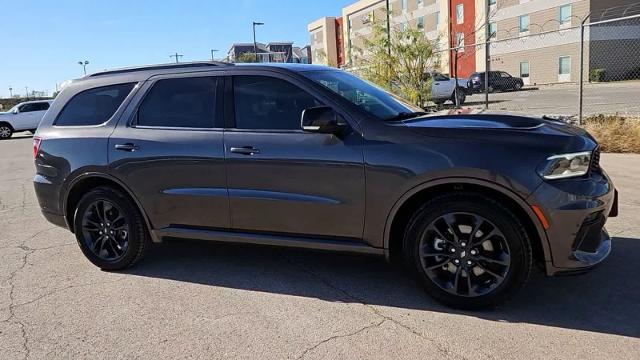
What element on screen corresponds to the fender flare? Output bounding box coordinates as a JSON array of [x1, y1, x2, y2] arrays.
[[62, 172, 159, 242], [382, 177, 551, 263]]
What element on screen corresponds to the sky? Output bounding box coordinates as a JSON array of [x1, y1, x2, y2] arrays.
[[0, 0, 354, 98]]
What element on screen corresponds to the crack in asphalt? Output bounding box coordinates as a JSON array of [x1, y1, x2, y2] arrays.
[[295, 319, 387, 360], [1, 226, 62, 360], [279, 254, 469, 360]]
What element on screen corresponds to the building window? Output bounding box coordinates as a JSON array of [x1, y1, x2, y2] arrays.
[[400, 22, 408, 32], [489, 22, 497, 39], [417, 0, 424, 7], [456, 33, 465, 52], [456, 4, 464, 24], [417, 16, 425, 30], [560, 5, 572, 26], [402, 0, 408, 12], [519, 15, 530, 33], [435, 11, 440, 26], [559, 56, 571, 75], [520, 61, 530, 78], [489, 0, 496, 5]]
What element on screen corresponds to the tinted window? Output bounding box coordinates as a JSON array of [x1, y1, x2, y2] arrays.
[[19, 103, 48, 112], [138, 77, 218, 128], [56, 83, 135, 126], [233, 76, 322, 130]]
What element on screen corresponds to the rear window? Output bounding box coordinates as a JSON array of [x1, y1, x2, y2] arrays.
[[55, 83, 135, 126]]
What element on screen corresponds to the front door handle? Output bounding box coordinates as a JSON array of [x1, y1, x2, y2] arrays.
[[230, 146, 261, 156], [115, 143, 140, 152]]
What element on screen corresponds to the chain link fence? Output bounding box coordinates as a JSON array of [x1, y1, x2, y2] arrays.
[[432, 10, 640, 123]]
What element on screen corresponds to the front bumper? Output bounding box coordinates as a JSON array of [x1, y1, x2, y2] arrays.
[[528, 171, 617, 275]]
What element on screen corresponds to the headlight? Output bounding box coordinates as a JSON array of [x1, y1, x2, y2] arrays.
[[538, 151, 592, 180]]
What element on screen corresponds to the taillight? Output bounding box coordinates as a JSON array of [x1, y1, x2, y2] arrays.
[[33, 137, 42, 159]]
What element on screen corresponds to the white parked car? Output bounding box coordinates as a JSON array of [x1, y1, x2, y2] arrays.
[[0, 100, 53, 139], [428, 72, 469, 106]]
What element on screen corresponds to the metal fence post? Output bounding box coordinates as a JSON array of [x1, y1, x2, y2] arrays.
[[579, 14, 591, 125], [485, 0, 490, 110]]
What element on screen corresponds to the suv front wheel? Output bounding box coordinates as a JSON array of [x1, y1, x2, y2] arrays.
[[73, 186, 149, 270], [403, 193, 532, 309]]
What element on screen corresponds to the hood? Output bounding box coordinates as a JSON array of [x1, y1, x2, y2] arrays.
[[402, 113, 597, 153]]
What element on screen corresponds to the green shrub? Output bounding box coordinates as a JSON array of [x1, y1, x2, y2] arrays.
[[590, 68, 606, 82]]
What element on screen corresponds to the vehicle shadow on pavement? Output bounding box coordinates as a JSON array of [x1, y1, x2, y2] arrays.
[[126, 236, 640, 338]]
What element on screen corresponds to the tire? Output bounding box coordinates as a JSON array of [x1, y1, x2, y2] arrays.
[[487, 86, 495, 93], [452, 91, 466, 106], [403, 192, 532, 310], [73, 186, 150, 271], [514, 83, 523, 91], [0, 124, 13, 140]]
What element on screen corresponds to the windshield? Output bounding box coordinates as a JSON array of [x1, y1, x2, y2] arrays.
[[303, 70, 424, 121]]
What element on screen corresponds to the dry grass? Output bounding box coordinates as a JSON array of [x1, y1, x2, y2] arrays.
[[582, 115, 640, 153]]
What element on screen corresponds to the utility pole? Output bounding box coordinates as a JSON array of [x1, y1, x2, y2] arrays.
[[8, 86, 12, 98], [211, 49, 219, 61], [78, 60, 90, 76], [25, 86, 29, 100], [170, 52, 184, 63], [253, 21, 264, 62]]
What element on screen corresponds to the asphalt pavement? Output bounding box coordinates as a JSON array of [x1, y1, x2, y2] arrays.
[[1, 134, 639, 359]]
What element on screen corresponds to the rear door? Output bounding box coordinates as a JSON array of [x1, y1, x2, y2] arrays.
[[109, 72, 230, 231], [223, 71, 365, 239]]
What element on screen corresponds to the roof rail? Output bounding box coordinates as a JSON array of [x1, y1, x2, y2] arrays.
[[88, 61, 233, 78]]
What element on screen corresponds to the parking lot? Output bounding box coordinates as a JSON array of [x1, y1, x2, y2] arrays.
[[1, 133, 639, 359], [460, 81, 640, 117]]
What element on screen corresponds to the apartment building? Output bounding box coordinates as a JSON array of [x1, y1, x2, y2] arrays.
[[227, 42, 311, 63], [310, 0, 638, 83]]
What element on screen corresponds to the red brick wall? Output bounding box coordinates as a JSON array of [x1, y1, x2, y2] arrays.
[[449, 0, 477, 78]]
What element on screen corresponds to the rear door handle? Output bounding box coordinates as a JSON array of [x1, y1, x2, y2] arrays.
[[115, 143, 140, 152], [230, 146, 261, 155]]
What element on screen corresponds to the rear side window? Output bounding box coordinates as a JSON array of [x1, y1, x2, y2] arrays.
[[137, 77, 218, 128], [56, 83, 135, 126]]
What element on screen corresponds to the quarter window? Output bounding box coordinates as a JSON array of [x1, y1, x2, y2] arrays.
[[137, 77, 218, 128], [233, 76, 322, 130], [56, 83, 135, 126]]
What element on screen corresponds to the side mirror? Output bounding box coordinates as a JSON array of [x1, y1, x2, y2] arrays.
[[12, 109, 18, 114], [301, 106, 348, 135]]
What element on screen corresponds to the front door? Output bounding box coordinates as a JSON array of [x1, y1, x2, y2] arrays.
[[224, 72, 365, 239], [109, 73, 230, 231]]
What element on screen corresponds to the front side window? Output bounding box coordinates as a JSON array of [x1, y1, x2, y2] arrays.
[[56, 83, 135, 126], [456, 4, 464, 24], [19, 103, 39, 113], [233, 76, 322, 130], [303, 70, 423, 121], [519, 15, 530, 33], [138, 77, 218, 128]]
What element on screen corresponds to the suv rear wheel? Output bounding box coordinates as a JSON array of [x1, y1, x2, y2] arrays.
[[403, 193, 532, 309], [73, 186, 149, 270]]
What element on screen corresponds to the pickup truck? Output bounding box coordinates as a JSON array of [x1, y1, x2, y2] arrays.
[[428, 72, 469, 106]]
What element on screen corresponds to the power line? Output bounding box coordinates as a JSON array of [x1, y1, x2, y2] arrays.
[[170, 52, 184, 63]]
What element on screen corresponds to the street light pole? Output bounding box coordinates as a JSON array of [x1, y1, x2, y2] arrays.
[[253, 21, 264, 62], [8, 86, 12, 98], [211, 49, 220, 61], [25, 86, 29, 100], [78, 60, 89, 76]]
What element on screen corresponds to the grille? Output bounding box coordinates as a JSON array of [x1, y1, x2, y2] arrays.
[[591, 148, 601, 173]]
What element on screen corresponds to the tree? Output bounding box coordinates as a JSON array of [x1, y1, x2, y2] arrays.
[[352, 21, 440, 107], [236, 52, 259, 63]]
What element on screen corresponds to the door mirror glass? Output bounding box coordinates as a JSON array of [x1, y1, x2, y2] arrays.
[[12, 109, 18, 114], [301, 106, 348, 135]]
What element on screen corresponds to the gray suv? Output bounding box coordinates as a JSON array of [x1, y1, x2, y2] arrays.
[[34, 62, 618, 309]]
